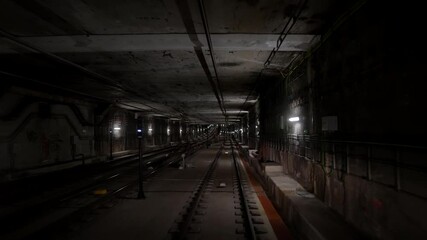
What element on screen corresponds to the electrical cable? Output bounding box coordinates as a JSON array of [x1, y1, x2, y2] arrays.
[[197, 0, 227, 116], [238, 0, 307, 117]]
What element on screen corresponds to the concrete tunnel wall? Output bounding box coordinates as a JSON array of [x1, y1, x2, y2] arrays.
[[0, 86, 200, 180], [256, 1, 427, 239], [0, 87, 96, 175], [95, 108, 138, 156]]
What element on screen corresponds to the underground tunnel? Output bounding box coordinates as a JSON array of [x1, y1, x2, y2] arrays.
[[0, 0, 426, 239]]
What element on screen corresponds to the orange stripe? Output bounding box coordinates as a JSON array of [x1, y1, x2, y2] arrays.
[[238, 152, 293, 240]]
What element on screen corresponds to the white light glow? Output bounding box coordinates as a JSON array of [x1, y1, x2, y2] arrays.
[[289, 117, 300, 122], [137, 129, 142, 133], [114, 127, 121, 130]]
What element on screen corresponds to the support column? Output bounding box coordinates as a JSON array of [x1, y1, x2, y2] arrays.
[[243, 113, 249, 145], [166, 119, 171, 144], [248, 108, 257, 149]]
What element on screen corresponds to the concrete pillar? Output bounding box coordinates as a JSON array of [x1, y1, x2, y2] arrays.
[[147, 117, 154, 146], [197, 124, 200, 137], [154, 117, 168, 145], [170, 120, 180, 143], [248, 108, 257, 149], [190, 124, 195, 139], [143, 116, 152, 147], [243, 113, 249, 145], [239, 120, 244, 143], [166, 119, 171, 144], [181, 122, 188, 142], [163, 118, 168, 145], [178, 120, 183, 142]]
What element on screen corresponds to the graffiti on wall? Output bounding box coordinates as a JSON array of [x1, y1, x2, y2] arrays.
[[26, 130, 63, 162]]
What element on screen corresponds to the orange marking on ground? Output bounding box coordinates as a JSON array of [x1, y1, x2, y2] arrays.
[[238, 152, 293, 240]]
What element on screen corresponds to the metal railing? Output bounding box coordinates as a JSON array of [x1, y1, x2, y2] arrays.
[[261, 134, 427, 199]]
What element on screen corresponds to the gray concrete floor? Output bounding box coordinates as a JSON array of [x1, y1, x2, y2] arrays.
[[68, 146, 278, 240], [69, 148, 215, 240]]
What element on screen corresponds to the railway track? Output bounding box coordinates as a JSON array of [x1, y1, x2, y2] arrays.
[[169, 140, 268, 240], [231, 142, 257, 240], [169, 145, 223, 240], [0, 140, 209, 240]]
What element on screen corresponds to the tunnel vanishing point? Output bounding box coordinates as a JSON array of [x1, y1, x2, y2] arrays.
[[0, 1, 426, 240]]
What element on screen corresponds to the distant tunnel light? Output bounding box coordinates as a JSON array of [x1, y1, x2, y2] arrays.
[[147, 124, 153, 136], [137, 129, 142, 133], [114, 127, 121, 130], [288, 117, 300, 122]]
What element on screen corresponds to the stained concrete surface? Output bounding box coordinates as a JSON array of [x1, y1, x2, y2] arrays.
[[0, 0, 344, 123], [67, 146, 278, 240], [68, 148, 216, 240], [261, 162, 365, 240]]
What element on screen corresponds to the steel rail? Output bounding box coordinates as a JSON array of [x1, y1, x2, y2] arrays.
[[231, 141, 257, 240], [172, 146, 223, 240], [1, 144, 186, 239]]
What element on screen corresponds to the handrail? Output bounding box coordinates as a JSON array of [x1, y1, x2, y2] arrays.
[[262, 134, 427, 150], [260, 133, 427, 199]]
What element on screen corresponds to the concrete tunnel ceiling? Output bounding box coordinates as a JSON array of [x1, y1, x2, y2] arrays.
[[0, 0, 342, 124]]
